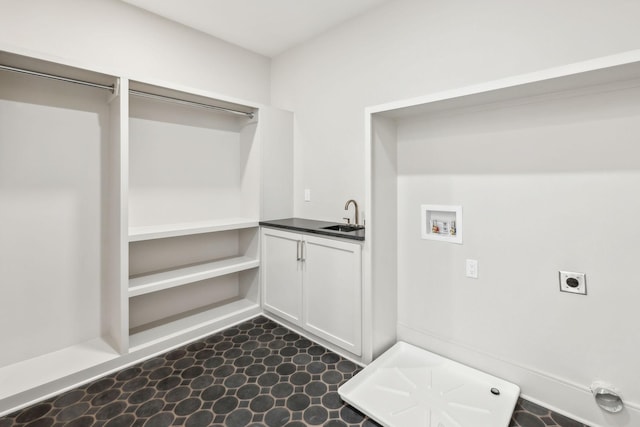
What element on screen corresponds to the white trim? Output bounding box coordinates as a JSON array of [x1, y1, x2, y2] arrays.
[[362, 110, 373, 364], [366, 49, 640, 116]]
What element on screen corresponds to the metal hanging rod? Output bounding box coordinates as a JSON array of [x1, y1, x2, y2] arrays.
[[0, 64, 254, 119], [129, 89, 255, 119], [0, 64, 115, 93]]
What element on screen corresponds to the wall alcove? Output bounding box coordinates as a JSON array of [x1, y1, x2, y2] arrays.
[[364, 50, 640, 426]]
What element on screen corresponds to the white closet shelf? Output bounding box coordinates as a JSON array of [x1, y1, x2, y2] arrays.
[[0, 338, 119, 401], [128, 298, 260, 352], [128, 218, 259, 242], [128, 256, 260, 297], [369, 50, 640, 118]]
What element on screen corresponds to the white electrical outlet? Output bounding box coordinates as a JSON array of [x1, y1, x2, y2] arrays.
[[304, 189, 311, 202], [559, 271, 587, 295], [465, 259, 478, 279]]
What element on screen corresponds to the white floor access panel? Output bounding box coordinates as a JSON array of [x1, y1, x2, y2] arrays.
[[339, 342, 520, 427]]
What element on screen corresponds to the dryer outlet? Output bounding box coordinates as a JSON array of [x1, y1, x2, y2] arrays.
[[559, 271, 587, 295]]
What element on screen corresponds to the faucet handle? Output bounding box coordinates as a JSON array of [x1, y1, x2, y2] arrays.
[[343, 217, 351, 224]]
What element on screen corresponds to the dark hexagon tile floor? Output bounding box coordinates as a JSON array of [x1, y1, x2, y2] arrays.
[[510, 398, 590, 427], [0, 316, 589, 427]]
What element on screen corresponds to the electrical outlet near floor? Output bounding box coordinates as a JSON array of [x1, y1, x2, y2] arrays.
[[559, 271, 587, 295]]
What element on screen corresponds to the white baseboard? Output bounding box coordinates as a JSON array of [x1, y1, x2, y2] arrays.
[[397, 322, 640, 427]]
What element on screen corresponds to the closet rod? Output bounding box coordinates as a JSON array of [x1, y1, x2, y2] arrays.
[[129, 89, 255, 119], [0, 64, 115, 92]]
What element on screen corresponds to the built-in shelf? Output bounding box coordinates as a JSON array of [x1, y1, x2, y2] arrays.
[[128, 218, 259, 242], [0, 338, 119, 401], [128, 298, 260, 352], [128, 256, 260, 297], [369, 50, 640, 119]]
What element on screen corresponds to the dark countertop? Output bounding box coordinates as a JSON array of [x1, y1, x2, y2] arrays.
[[259, 218, 365, 241]]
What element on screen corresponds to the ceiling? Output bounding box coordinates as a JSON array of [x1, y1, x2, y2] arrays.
[[121, 0, 391, 57]]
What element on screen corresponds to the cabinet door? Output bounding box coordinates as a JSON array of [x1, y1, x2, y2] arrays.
[[302, 235, 362, 355], [261, 228, 303, 325]]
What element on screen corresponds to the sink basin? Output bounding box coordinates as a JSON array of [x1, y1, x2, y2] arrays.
[[322, 224, 365, 232]]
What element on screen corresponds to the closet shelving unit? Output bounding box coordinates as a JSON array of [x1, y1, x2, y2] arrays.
[[126, 80, 262, 352], [127, 224, 261, 352], [0, 48, 293, 414], [0, 51, 125, 401], [128, 219, 260, 303]]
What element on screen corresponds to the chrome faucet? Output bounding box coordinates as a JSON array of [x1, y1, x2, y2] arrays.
[[344, 199, 359, 225]]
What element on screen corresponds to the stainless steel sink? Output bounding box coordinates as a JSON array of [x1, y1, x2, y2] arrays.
[[322, 224, 365, 233]]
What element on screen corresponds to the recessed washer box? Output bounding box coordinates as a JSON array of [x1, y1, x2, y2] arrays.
[[421, 204, 463, 244], [339, 342, 520, 427]]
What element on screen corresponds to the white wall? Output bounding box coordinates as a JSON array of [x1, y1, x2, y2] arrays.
[[0, 0, 270, 104], [271, 0, 640, 221], [271, 0, 640, 425], [394, 82, 640, 426]]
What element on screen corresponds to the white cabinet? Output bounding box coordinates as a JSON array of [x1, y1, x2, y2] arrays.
[[261, 228, 303, 324], [303, 234, 363, 356], [261, 227, 362, 355]]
